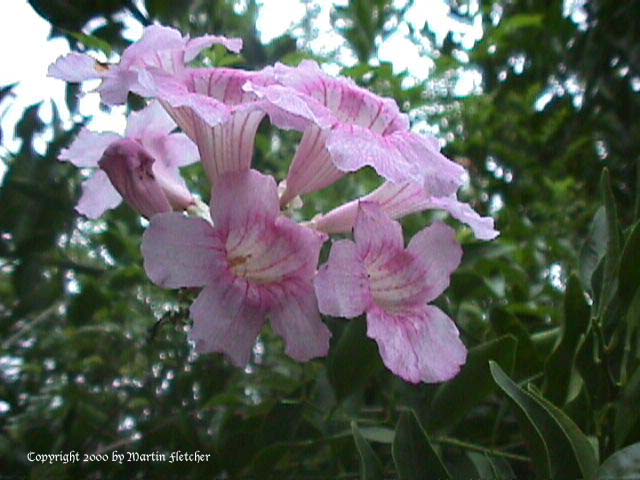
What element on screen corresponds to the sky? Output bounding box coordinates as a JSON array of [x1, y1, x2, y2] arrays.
[[0, 0, 485, 180]]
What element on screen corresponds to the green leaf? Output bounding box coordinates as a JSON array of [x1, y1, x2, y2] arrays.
[[543, 274, 591, 405], [467, 452, 516, 480], [597, 169, 622, 321], [490, 362, 598, 480], [490, 308, 542, 375], [68, 31, 112, 56], [392, 411, 451, 480], [327, 317, 383, 401], [618, 221, 640, 306], [615, 365, 640, 448], [359, 426, 395, 444], [351, 422, 385, 480], [579, 207, 607, 290], [428, 335, 517, 431], [598, 442, 640, 479]]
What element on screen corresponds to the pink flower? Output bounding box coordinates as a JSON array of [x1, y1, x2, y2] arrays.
[[141, 169, 331, 366], [244, 61, 465, 205], [48, 25, 242, 105], [314, 202, 466, 383], [138, 68, 270, 185], [309, 180, 499, 241], [59, 101, 198, 218]]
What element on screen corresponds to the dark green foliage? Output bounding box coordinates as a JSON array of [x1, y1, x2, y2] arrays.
[[1, 0, 639, 478]]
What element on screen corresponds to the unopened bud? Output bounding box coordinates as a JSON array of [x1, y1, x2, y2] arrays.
[[98, 139, 194, 218]]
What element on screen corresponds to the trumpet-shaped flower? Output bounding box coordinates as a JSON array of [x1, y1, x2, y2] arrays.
[[142, 169, 331, 366], [310, 181, 499, 241], [59, 101, 198, 218], [138, 68, 274, 185], [245, 61, 465, 204], [314, 202, 466, 383], [48, 25, 242, 105]]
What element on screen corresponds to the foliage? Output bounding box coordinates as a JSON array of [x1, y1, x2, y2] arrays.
[[1, 0, 639, 478]]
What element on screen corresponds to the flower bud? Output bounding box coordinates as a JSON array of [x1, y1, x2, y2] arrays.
[[98, 139, 194, 218]]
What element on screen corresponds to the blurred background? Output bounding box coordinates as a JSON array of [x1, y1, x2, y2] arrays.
[[1, 0, 639, 478]]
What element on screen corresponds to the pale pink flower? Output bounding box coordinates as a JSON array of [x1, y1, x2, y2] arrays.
[[141, 169, 331, 366], [137, 68, 272, 185], [314, 202, 466, 383], [309, 181, 499, 241], [48, 25, 242, 105], [244, 60, 466, 205], [59, 101, 198, 218]]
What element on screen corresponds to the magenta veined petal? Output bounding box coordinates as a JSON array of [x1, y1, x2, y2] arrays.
[[314, 202, 465, 383], [141, 169, 331, 366], [48, 24, 242, 105], [310, 180, 499, 241], [314, 239, 371, 318], [142, 212, 225, 289], [367, 304, 467, 383], [190, 282, 266, 367], [141, 68, 269, 185], [61, 101, 198, 219], [264, 60, 465, 195]]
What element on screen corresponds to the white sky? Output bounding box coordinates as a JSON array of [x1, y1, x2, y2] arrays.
[[0, 0, 484, 180]]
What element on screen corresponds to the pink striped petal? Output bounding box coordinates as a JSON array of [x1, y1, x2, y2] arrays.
[[59, 129, 122, 168], [407, 222, 462, 302], [190, 282, 266, 367], [327, 127, 464, 196], [310, 181, 498, 241], [140, 69, 268, 183], [75, 170, 122, 219], [367, 304, 467, 383], [270, 281, 331, 361], [314, 239, 371, 318], [279, 126, 344, 207], [243, 81, 334, 131], [142, 212, 225, 289], [354, 201, 404, 254], [211, 169, 280, 228]]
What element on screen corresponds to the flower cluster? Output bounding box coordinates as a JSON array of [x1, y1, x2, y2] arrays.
[[50, 25, 498, 383]]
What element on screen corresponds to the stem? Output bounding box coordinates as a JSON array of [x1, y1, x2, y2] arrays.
[[434, 436, 530, 463]]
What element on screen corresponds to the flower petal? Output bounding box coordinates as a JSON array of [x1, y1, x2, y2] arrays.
[[75, 170, 122, 219], [184, 35, 243, 61], [98, 139, 173, 218], [407, 222, 462, 302], [354, 202, 404, 255], [314, 239, 371, 318], [125, 101, 176, 139], [211, 170, 280, 229], [142, 132, 200, 168], [59, 129, 121, 168], [142, 212, 225, 289], [427, 196, 499, 241], [243, 81, 335, 131], [190, 282, 266, 367], [280, 126, 344, 206], [366, 304, 467, 383], [327, 127, 464, 196], [269, 281, 331, 361], [48, 53, 105, 82], [310, 181, 498, 241]]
